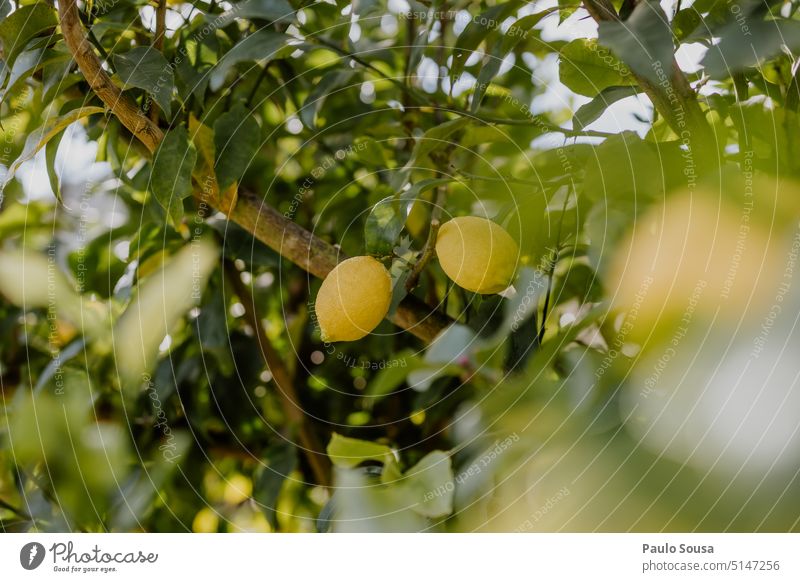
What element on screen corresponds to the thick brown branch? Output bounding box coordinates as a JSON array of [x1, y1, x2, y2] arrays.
[[153, 0, 167, 51], [150, 0, 168, 124], [58, 0, 163, 153]]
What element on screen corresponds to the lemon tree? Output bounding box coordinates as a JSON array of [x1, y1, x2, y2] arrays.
[[0, 0, 799, 533]]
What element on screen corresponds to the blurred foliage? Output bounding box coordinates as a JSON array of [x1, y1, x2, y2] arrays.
[[0, 0, 800, 532]]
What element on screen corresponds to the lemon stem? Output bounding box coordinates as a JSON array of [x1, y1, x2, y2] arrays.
[[406, 218, 441, 292]]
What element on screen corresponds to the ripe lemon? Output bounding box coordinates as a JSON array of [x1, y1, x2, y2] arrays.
[[435, 216, 519, 294], [315, 256, 392, 342], [609, 189, 783, 339]]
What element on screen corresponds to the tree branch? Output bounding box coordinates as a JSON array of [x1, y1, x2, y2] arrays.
[[57, 1, 452, 344], [153, 0, 167, 51], [150, 0, 168, 124], [59, 0, 164, 153]]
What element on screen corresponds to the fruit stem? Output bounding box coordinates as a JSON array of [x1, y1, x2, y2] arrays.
[[405, 218, 441, 292], [538, 247, 559, 344], [538, 189, 572, 343]]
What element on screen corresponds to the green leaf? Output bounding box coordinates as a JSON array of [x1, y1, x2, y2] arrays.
[[212, 0, 295, 28], [365, 350, 425, 400], [598, 0, 674, 85], [731, 102, 800, 172], [450, 0, 524, 85], [426, 323, 477, 365], [112, 46, 174, 117], [214, 103, 261, 191], [391, 117, 470, 192], [42, 52, 78, 102], [672, 7, 703, 41], [353, 137, 387, 167], [555, 262, 603, 303], [300, 70, 356, 129], [559, 0, 581, 22], [0, 3, 56, 68], [1, 106, 105, 189], [327, 433, 395, 468], [559, 38, 636, 97], [213, 30, 291, 83], [702, 19, 800, 77], [2, 49, 70, 101], [365, 178, 451, 255], [407, 9, 432, 76], [254, 442, 297, 529], [686, 0, 762, 41], [166, 194, 185, 228], [0, 249, 107, 338], [581, 131, 665, 201], [151, 127, 197, 209], [114, 238, 219, 389], [401, 450, 453, 518], [573, 85, 640, 130], [471, 9, 559, 112], [45, 129, 64, 204]]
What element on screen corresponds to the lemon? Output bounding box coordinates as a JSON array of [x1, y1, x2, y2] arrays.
[[609, 190, 783, 338], [315, 256, 392, 342], [435, 216, 519, 294]]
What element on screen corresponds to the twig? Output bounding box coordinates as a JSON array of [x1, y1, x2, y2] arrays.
[[153, 0, 167, 50], [405, 129, 449, 292], [451, 164, 569, 188], [225, 261, 331, 488], [246, 63, 272, 108], [403, 16, 415, 89], [462, 111, 616, 138], [150, 0, 168, 124], [0, 498, 30, 521], [86, 30, 113, 71], [406, 218, 440, 292], [306, 31, 614, 139], [311, 37, 429, 104], [538, 191, 571, 343]]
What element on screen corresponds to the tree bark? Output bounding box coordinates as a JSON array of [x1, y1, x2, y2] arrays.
[[59, 0, 163, 153]]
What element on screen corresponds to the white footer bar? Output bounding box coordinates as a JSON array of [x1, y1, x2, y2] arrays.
[[1, 533, 797, 581]]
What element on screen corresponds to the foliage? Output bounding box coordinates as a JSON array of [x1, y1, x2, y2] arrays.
[[0, 0, 799, 533]]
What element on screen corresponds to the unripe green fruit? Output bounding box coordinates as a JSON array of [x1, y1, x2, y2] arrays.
[[435, 216, 519, 294], [315, 256, 392, 342]]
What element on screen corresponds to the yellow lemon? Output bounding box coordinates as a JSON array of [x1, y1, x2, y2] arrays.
[[315, 256, 392, 342], [609, 189, 784, 339], [435, 216, 519, 294]]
